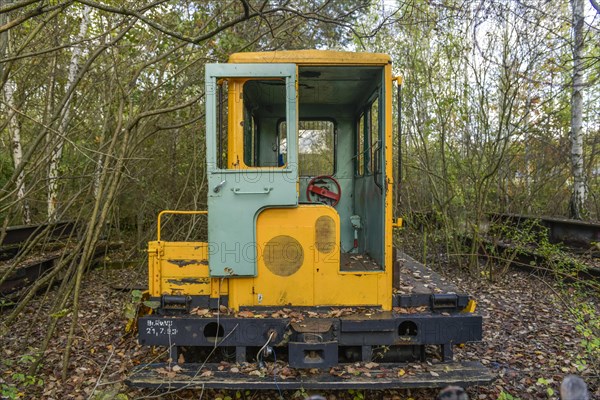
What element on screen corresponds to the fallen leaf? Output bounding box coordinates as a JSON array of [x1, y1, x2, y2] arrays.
[[237, 310, 254, 318]]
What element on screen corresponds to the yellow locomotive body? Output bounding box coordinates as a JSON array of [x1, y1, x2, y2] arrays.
[[148, 51, 394, 311]]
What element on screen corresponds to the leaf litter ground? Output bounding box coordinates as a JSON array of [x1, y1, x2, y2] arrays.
[[0, 258, 598, 399]]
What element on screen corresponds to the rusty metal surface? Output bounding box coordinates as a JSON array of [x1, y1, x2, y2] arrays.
[[0, 241, 118, 296], [263, 235, 304, 277], [315, 215, 336, 253], [483, 239, 600, 277], [0, 254, 58, 294], [488, 213, 600, 248], [291, 318, 333, 333], [0, 221, 77, 247], [165, 277, 210, 286], [166, 259, 208, 267]]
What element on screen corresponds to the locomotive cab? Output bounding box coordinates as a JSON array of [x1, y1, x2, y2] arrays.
[[147, 51, 394, 310], [204, 54, 392, 309]]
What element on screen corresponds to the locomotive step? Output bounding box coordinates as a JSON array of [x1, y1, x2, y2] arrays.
[[127, 361, 494, 390]]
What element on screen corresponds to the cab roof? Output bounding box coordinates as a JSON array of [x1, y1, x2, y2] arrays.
[[228, 50, 391, 65]]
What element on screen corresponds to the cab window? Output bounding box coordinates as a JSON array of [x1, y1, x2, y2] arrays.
[[279, 120, 335, 176]]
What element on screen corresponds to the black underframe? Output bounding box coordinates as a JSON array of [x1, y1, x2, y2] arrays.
[[139, 310, 481, 367]]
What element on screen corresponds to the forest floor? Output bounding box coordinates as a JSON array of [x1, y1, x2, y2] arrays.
[[0, 248, 599, 400]]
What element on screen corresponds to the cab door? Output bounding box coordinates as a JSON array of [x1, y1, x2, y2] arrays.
[[205, 63, 298, 277]]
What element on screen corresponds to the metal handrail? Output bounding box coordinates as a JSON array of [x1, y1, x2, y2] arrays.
[[157, 210, 208, 241]]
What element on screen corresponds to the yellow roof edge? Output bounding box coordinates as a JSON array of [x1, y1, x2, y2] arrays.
[[228, 50, 391, 65]]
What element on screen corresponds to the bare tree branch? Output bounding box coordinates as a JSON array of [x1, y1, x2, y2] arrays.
[[0, 17, 136, 202], [0, 28, 117, 63], [0, 1, 70, 33], [0, 0, 42, 15], [75, 0, 364, 45]]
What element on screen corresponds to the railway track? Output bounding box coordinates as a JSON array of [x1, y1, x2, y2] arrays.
[[1, 221, 128, 304], [479, 213, 600, 279], [0, 221, 77, 261], [488, 213, 600, 255], [0, 221, 80, 303]]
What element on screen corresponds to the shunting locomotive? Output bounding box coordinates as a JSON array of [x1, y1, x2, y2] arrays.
[[129, 50, 492, 390]]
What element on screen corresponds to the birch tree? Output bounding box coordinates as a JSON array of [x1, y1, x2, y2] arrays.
[[3, 79, 30, 224], [47, 5, 91, 222], [0, 3, 30, 224], [570, 0, 586, 219]]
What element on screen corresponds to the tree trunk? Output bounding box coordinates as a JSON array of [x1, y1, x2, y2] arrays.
[[47, 6, 91, 222], [4, 79, 31, 224], [1, 5, 30, 224], [569, 0, 586, 219]]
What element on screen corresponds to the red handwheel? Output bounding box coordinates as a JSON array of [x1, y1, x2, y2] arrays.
[[306, 175, 342, 207]]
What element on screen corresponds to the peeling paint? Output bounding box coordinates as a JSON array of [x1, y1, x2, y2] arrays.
[[166, 277, 210, 285], [167, 259, 209, 267]]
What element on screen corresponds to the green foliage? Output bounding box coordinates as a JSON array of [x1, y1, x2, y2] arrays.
[[491, 220, 599, 374], [357, 0, 599, 269], [0, 152, 13, 191], [484, 218, 592, 281], [348, 389, 365, 400], [535, 377, 556, 397], [91, 388, 129, 400], [0, 153, 13, 221], [484, 218, 547, 279], [570, 296, 600, 373], [292, 387, 307, 398], [124, 289, 143, 320], [124, 289, 159, 333], [0, 298, 16, 309], [50, 308, 70, 318], [0, 384, 19, 400], [498, 391, 521, 400], [0, 354, 44, 399]]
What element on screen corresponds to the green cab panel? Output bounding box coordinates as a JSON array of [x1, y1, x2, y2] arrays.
[[205, 63, 298, 277]]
